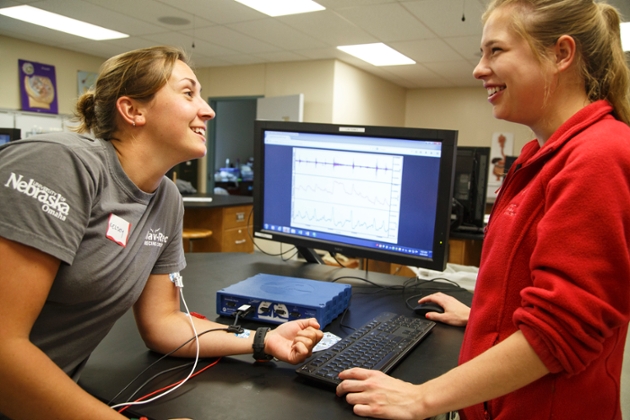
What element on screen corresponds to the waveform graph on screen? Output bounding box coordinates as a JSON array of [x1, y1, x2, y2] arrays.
[[291, 148, 403, 244]]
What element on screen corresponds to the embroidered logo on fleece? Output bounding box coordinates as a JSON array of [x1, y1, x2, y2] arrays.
[[505, 203, 518, 216], [144, 228, 169, 248], [4, 172, 69, 221]]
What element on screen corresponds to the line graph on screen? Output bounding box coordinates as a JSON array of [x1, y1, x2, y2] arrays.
[[290, 148, 402, 243]]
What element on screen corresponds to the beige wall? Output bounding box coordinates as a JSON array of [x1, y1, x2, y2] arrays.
[[405, 87, 534, 155], [1, 35, 533, 154], [197, 60, 336, 123], [332, 60, 406, 127], [0, 35, 104, 115]]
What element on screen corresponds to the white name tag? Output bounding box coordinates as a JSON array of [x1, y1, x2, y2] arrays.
[[106, 213, 131, 247]]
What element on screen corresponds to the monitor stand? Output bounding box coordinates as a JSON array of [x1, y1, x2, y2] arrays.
[[297, 247, 325, 264]]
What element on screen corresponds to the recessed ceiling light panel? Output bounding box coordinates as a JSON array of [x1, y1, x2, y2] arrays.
[[0, 5, 129, 40], [234, 0, 325, 17], [337, 43, 416, 67]]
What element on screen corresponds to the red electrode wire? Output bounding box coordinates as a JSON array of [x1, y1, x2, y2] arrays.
[[117, 357, 221, 414]]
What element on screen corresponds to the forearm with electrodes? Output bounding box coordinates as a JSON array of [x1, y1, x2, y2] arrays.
[[111, 272, 200, 411], [163, 275, 270, 361], [227, 304, 274, 362]]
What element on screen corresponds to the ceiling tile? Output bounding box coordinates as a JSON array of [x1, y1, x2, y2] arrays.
[[278, 9, 376, 47], [391, 38, 464, 63], [334, 3, 435, 42], [4, 0, 626, 89], [227, 18, 327, 50], [402, 0, 484, 38], [444, 35, 482, 62]]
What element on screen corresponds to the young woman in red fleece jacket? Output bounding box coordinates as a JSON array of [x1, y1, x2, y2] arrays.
[[336, 0, 630, 419]]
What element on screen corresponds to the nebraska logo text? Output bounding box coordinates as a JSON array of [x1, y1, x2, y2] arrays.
[[4, 173, 69, 221]]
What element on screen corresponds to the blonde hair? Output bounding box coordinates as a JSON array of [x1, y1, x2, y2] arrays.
[[483, 0, 630, 125], [74, 46, 190, 139]]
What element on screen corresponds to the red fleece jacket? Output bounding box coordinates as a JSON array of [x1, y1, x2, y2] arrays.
[[459, 101, 630, 420]]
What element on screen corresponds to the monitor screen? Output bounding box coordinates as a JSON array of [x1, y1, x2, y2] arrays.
[[0, 128, 21, 145], [452, 147, 490, 231], [253, 121, 458, 271]]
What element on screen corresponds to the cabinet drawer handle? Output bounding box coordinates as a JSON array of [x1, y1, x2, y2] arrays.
[[235, 212, 245, 222], [235, 239, 246, 244]]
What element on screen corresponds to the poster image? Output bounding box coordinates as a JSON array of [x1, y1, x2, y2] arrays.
[[487, 132, 514, 201], [78, 70, 98, 95], [19, 59, 58, 114]]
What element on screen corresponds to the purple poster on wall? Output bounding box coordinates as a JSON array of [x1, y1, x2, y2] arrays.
[[19, 59, 58, 114]]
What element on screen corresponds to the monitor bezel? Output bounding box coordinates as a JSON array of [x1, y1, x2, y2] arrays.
[[0, 128, 21, 144], [253, 120, 457, 271], [452, 146, 490, 230]]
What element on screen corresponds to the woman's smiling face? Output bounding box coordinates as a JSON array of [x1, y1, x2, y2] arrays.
[[143, 60, 215, 164], [473, 6, 552, 130]]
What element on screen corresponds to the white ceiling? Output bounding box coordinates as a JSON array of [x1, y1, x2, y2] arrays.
[[1, 0, 629, 89]]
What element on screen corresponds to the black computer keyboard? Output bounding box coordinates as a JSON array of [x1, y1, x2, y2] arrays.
[[296, 312, 436, 387]]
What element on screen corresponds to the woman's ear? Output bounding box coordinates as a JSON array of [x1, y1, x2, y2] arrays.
[[116, 96, 145, 128], [553, 35, 577, 73]]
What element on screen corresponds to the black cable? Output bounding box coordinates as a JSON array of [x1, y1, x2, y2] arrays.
[[113, 305, 257, 405], [402, 276, 467, 310], [337, 306, 355, 332], [125, 361, 196, 403], [331, 275, 409, 292], [406, 276, 465, 290], [329, 252, 348, 268], [108, 327, 229, 406], [246, 206, 298, 258], [231, 305, 255, 332], [281, 246, 299, 262]]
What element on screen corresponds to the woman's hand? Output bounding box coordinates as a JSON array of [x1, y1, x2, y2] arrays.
[[264, 318, 324, 364], [418, 292, 470, 326], [336, 368, 424, 419]]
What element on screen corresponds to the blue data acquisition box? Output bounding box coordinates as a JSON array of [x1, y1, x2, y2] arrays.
[[216, 274, 352, 328]]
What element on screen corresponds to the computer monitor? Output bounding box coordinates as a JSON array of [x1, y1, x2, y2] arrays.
[[253, 121, 458, 271], [503, 155, 518, 176], [0, 128, 21, 145], [451, 146, 490, 231]]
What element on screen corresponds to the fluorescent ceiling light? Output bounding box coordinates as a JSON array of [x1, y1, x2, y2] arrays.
[[0, 5, 128, 40], [234, 0, 325, 17], [621, 22, 630, 52], [337, 43, 416, 67]]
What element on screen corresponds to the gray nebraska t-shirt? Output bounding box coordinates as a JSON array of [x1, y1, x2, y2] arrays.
[[0, 132, 186, 380]]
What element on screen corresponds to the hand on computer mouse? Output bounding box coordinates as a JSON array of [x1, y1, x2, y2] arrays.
[[413, 302, 445, 316], [416, 292, 470, 326]]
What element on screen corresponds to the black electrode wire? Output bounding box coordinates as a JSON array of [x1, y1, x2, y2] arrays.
[[125, 361, 196, 403], [119, 311, 249, 403], [108, 327, 229, 406]]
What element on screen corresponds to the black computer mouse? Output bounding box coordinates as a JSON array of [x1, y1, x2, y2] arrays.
[[413, 302, 445, 316]]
